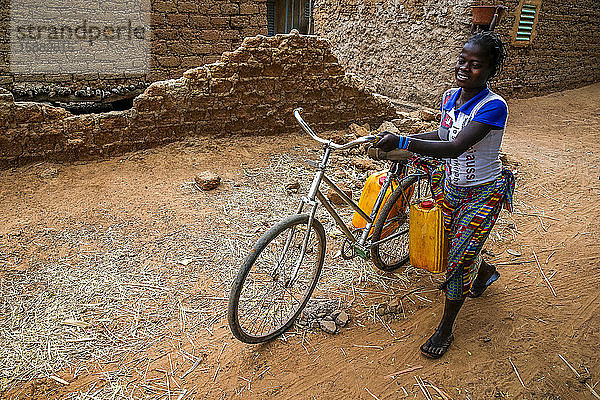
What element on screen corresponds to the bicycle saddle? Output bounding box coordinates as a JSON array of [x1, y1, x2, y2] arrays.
[[367, 147, 414, 161]]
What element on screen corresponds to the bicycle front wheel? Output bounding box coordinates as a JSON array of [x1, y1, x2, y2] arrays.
[[371, 175, 419, 271], [228, 214, 326, 344]]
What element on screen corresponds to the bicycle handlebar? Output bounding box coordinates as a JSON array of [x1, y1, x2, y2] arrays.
[[293, 108, 379, 150]]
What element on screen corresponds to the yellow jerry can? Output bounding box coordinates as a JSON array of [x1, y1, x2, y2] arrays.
[[409, 200, 448, 273], [351, 171, 398, 230]]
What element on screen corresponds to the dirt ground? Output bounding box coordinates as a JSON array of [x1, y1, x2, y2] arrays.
[[1, 83, 599, 400]]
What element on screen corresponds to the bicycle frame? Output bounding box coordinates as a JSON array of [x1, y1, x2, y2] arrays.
[[284, 108, 425, 284], [298, 146, 411, 248]]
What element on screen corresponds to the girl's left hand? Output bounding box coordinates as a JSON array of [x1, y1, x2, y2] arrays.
[[374, 132, 411, 152], [373, 132, 399, 151]]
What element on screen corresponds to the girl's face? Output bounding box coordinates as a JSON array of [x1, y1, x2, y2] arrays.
[[455, 42, 494, 90]]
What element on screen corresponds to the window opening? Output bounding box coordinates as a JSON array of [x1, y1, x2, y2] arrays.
[[267, 1, 276, 36], [516, 5, 537, 42], [512, 0, 541, 46], [268, 0, 314, 35]]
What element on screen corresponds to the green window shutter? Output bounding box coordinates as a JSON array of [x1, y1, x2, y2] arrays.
[[516, 4, 537, 42]]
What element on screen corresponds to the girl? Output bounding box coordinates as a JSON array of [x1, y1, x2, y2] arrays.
[[374, 31, 514, 359]]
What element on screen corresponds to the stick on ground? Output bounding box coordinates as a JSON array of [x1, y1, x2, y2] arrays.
[[558, 354, 600, 399], [509, 357, 525, 388], [533, 250, 556, 297]]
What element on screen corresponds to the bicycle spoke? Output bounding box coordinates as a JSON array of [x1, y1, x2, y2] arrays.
[[230, 214, 324, 342]]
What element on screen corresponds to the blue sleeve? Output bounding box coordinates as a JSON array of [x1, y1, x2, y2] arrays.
[[472, 99, 508, 128]]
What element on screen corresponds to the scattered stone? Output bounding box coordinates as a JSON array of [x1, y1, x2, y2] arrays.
[[194, 172, 221, 191], [376, 120, 400, 135], [334, 310, 349, 327], [297, 300, 350, 334], [319, 319, 338, 334], [38, 168, 59, 179], [375, 299, 403, 317], [327, 186, 352, 205], [351, 157, 375, 171], [348, 123, 369, 138], [419, 109, 439, 122], [285, 181, 300, 193], [326, 130, 347, 144], [507, 249, 522, 257], [391, 118, 417, 131], [481, 336, 492, 343]]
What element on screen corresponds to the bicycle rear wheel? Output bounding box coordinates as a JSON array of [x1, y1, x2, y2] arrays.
[[371, 175, 419, 271], [228, 214, 326, 343]]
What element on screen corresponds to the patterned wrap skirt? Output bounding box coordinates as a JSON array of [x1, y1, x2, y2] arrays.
[[415, 159, 515, 300]]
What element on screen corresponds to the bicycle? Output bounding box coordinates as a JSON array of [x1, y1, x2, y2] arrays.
[[227, 108, 433, 344]]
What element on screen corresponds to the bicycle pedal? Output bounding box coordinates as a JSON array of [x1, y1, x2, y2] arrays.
[[354, 246, 370, 261]]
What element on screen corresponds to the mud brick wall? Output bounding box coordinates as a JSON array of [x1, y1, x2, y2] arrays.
[[314, 0, 600, 107], [0, 0, 268, 102], [0, 32, 396, 169], [478, 0, 600, 98], [313, 0, 472, 108], [149, 0, 268, 80]]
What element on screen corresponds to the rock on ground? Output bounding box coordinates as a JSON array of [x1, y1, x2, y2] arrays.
[[327, 186, 352, 205], [319, 319, 338, 334], [195, 172, 221, 191]]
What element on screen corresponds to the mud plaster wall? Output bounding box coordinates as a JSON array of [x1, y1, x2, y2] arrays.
[[314, 0, 600, 108], [0, 0, 268, 102], [0, 32, 396, 169], [481, 0, 600, 98], [313, 0, 473, 108]]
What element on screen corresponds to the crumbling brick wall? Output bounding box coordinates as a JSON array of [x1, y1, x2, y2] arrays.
[[313, 0, 472, 108], [0, 32, 396, 169], [0, 0, 268, 103]]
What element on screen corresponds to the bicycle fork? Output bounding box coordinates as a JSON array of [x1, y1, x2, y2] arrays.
[[277, 146, 332, 287]]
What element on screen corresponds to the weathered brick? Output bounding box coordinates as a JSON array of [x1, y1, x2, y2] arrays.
[[156, 56, 182, 68], [166, 13, 188, 26], [1, 32, 396, 168], [230, 15, 250, 29], [240, 3, 259, 14], [210, 16, 229, 27], [178, 1, 198, 13]]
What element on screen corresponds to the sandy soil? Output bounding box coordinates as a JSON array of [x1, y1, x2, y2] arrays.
[[1, 83, 599, 400]]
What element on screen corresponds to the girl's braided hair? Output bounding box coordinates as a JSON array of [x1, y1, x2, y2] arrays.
[[466, 31, 507, 80]]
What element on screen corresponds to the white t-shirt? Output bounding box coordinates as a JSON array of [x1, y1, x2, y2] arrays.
[[437, 87, 508, 187]]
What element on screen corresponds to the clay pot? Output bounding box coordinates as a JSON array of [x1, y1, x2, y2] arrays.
[[472, 5, 507, 25]]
